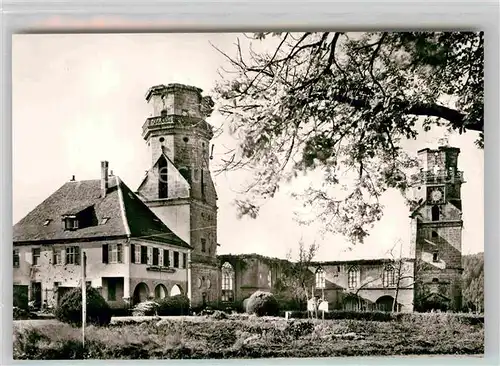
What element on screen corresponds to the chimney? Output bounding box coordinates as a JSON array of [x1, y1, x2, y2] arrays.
[[101, 161, 109, 197], [70, 175, 75, 181]]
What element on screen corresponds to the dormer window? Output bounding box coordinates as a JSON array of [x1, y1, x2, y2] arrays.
[[63, 216, 79, 230], [61, 204, 94, 230]]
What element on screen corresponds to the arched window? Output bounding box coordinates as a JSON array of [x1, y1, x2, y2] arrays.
[[382, 265, 396, 287], [347, 266, 359, 289], [315, 267, 325, 289], [221, 262, 235, 302]]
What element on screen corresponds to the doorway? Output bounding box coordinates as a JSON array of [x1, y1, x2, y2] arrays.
[[31, 282, 42, 309]]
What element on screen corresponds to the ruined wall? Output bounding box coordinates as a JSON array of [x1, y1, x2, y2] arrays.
[[415, 223, 463, 310], [311, 261, 415, 312], [190, 263, 219, 307], [217, 255, 276, 302], [190, 201, 217, 258]]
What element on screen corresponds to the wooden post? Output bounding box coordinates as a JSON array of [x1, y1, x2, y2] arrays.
[[81, 251, 87, 347]]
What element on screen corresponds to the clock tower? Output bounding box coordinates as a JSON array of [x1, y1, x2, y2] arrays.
[[410, 139, 465, 312]]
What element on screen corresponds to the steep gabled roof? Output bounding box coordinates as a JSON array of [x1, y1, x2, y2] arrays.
[[13, 176, 191, 249], [136, 151, 180, 193]]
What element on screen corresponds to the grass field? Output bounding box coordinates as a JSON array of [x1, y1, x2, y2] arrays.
[[13, 313, 484, 359]]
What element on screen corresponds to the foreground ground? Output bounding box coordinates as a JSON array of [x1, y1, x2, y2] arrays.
[[13, 313, 484, 359]]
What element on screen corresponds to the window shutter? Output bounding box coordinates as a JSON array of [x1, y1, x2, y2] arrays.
[[153, 248, 159, 265], [130, 244, 135, 263], [75, 246, 80, 265], [102, 244, 109, 264], [163, 249, 169, 267], [147, 247, 153, 265], [117, 244, 123, 263]]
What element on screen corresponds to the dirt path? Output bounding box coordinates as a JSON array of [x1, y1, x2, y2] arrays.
[[13, 315, 206, 328]]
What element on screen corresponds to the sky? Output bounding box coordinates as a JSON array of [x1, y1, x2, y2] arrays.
[[12, 33, 484, 261]]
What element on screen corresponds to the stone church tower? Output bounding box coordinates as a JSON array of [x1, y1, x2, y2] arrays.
[[137, 83, 219, 307], [410, 139, 465, 311]]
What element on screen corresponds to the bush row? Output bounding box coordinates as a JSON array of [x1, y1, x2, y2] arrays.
[[131, 295, 190, 316], [282, 309, 484, 325], [193, 293, 305, 316]]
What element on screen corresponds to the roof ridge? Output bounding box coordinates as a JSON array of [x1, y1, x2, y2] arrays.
[[115, 176, 131, 237]]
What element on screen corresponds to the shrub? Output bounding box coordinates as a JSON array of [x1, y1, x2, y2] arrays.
[[242, 298, 250, 312], [54, 286, 111, 327], [131, 301, 159, 316], [246, 291, 279, 317], [157, 294, 190, 316], [13, 306, 37, 320], [276, 297, 305, 311], [209, 310, 228, 320]]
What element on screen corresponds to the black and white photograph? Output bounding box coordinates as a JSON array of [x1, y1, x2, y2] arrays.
[[12, 31, 484, 359]]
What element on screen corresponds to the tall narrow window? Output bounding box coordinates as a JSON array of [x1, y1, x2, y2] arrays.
[[201, 169, 206, 199], [182, 253, 187, 269], [65, 246, 80, 265], [431, 205, 440, 221], [108, 244, 123, 263], [383, 265, 396, 287], [53, 248, 62, 265], [32, 248, 41, 266], [152, 247, 159, 265], [433, 251, 439, 262], [140, 246, 148, 264], [173, 252, 179, 268], [201, 238, 206, 252], [221, 262, 235, 302], [347, 266, 359, 289], [158, 158, 168, 199], [315, 267, 325, 289], [13, 249, 20, 268]]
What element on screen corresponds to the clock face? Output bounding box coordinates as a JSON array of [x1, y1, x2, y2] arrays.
[[431, 189, 442, 201], [428, 186, 445, 203]]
